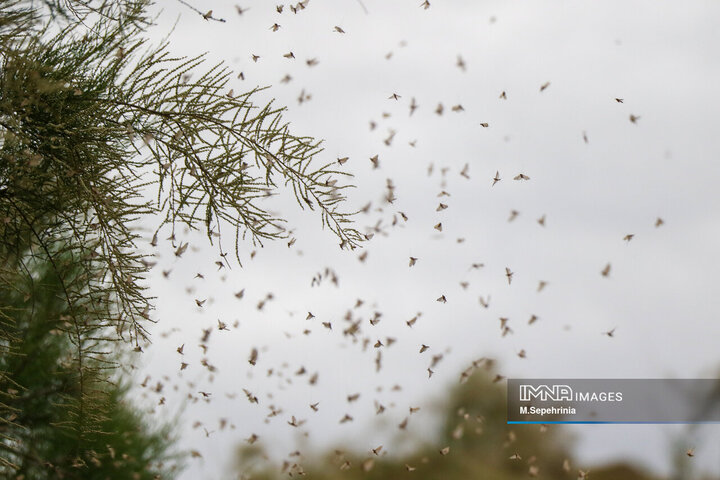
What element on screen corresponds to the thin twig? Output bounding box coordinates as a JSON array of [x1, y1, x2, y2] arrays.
[[174, 0, 227, 23]]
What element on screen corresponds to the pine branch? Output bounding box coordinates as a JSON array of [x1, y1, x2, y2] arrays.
[[0, 1, 362, 472]]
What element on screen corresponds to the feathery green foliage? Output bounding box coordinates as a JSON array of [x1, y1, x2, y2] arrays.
[[0, 254, 178, 477], [0, 0, 361, 475]]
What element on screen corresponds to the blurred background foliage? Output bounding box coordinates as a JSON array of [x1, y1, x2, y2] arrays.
[[0, 254, 179, 478], [232, 367, 665, 480]]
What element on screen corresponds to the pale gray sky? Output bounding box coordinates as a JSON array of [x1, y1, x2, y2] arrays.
[[135, 1, 720, 478]]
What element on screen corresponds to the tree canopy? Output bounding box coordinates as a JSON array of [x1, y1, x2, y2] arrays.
[[0, 0, 361, 475], [232, 367, 658, 480]]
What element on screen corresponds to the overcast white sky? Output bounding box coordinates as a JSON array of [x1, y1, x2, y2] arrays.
[[134, 1, 720, 478]]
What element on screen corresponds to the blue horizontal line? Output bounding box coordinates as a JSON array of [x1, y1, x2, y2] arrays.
[[508, 421, 720, 425]]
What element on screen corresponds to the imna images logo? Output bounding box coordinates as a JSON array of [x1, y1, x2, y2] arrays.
[[519, 384, 573, 402]]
